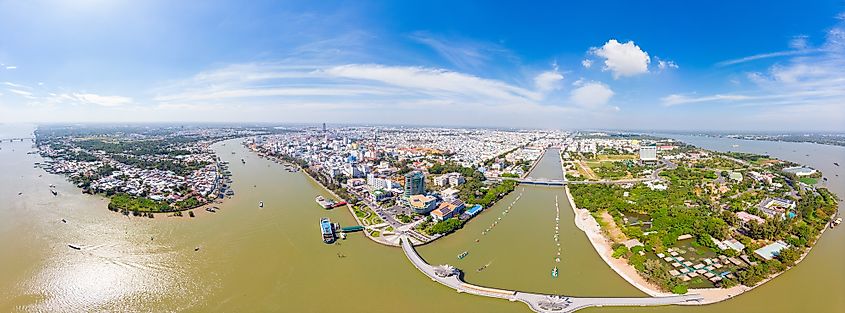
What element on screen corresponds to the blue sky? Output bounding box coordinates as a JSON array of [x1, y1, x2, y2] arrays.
[[1, 0, 844, 131]]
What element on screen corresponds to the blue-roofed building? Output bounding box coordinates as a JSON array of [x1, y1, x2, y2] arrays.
[[754, 240, 789, 260]]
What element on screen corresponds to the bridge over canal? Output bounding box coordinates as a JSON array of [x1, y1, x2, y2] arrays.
[[399, 236, 702, 313]]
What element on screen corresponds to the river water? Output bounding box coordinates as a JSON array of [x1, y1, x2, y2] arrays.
[[0, 126, 842, 313]]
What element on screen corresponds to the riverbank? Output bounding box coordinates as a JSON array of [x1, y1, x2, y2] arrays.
[[564, 184, 835, 305]]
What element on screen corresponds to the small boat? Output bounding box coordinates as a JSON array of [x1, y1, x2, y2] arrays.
[[50, 189, 57, 196], [259, 201, 264, 208], [49, 184, 55, 188], [194, 247, 201, 251], [61, 219, 67, 223], [823, 177, 828, 181], [835, 162, 840, 166], [337, 252, 346, 258], [457, 251, 469, 259], [551, 266, 559, 278], [241, 158, 245, 164], [555, 257, 560, 263], [17, 192, 22, 196], [68, 244, 81, 250]]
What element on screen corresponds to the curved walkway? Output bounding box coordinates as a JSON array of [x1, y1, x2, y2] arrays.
[[399, 236, 703, 313]]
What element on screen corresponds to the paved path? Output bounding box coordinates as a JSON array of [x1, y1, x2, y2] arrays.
[[399, 236, 703, 313]]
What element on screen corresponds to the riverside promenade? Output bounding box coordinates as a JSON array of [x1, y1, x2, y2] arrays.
[[399, 236, 703, 313]]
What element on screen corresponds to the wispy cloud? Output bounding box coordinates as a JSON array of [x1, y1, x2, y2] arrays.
[[716, 49, 820, 66], [154, 62, 567, 112], [7, 88, 34, 98], [662, 17, 845, 129], [72, 93, 133, 107], [409, 32, 516, 70]]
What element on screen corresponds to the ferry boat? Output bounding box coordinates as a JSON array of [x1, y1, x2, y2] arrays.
[[320, 217, 336, 244], [551, 266, 559, 278], [457, 251, 469, 259]]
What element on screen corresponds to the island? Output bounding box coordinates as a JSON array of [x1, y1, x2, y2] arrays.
[[34, 124, 267, 217], [564, 133, 840, 302]]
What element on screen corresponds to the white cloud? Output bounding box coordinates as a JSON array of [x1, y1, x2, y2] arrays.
[[581, 59, 593, 68], [656, 58, 679, 71], [5, 66, 16, 70], [570, 81, 614, 107], [534, 63, 564, 92], [590, 39, 650, 78], [71, 93, 132, 107]]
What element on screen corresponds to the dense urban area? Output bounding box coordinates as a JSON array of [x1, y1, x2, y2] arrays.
[[30, 124, 841, 300]]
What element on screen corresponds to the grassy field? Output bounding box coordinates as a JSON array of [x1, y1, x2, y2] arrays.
[[596, 154, 637, 161], [799, 177, 818, 185]]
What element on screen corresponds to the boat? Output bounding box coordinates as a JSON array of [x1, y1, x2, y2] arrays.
[[259, 201, 264, 208], [457, 251, 469, 259], [555, 257, 560, 263], [68, 244, 81, 250], [835, 162, 840, 166], [551, 266, 559, 278], [61, 219, 67, 223], [194, 247, 201, 251], [320, 217, 336, 244], [241, 158, 245, 164], [50, 189, 57, 196], [832, 217, 842, 229]]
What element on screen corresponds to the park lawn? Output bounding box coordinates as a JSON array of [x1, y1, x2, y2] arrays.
[[799, 177, 818, 185]]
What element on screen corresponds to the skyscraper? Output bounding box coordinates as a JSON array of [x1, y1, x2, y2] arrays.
[[404, 171, 425, 197], [322, 122, 326, 132]]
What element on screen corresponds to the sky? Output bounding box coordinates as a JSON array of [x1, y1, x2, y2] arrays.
[[1, 0, 844, 131]]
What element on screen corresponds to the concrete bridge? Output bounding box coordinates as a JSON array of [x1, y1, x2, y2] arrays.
[[399, 236, 703, 313]]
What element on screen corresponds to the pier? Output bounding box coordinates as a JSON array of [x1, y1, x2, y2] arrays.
[[399, 236, 702, 313]]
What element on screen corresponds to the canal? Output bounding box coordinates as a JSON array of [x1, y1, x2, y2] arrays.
[[0, 128, 842, 313]]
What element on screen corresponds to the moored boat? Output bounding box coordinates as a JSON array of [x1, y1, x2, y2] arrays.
[[457, 251, 469, 259], [551, 266, 559, 278], [320, 217, 336, 244]]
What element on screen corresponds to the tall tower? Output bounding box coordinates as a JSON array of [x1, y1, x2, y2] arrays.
[[404, 171, 425, 197], [322, 123, 326, 132]]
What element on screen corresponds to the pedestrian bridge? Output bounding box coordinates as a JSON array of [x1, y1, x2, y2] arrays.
[[399, 236, 703, 313], [501, 177, 568, 186]]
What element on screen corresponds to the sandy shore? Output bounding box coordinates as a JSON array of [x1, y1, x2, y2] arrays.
[[564, 185, 831, 305]]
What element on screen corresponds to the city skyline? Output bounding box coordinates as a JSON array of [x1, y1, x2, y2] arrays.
[[1, 1, 844, 131]]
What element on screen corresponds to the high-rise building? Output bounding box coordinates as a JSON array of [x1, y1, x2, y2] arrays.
[[322, 123, 326, 132], [404, 171, 425, 197]]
